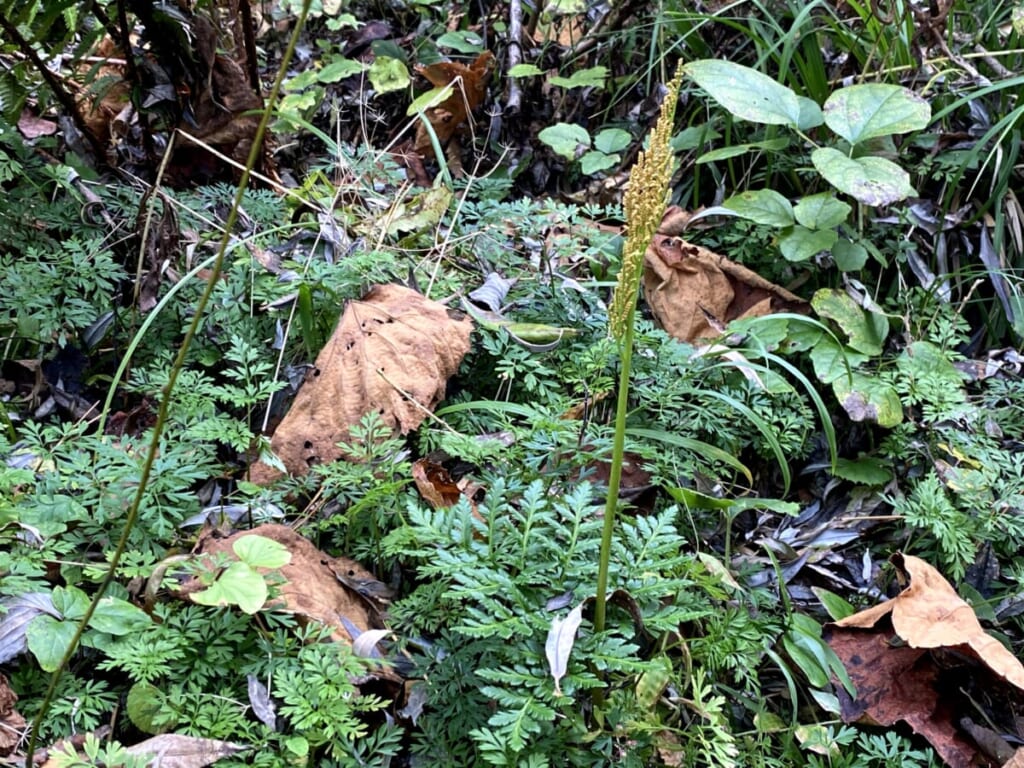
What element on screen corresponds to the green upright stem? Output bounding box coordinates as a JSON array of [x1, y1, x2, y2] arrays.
[[23, 2, 312, 762], [594, 313, 636, 634]]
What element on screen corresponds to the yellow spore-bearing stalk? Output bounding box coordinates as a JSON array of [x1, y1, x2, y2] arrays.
[[608, 64, 684, 341]]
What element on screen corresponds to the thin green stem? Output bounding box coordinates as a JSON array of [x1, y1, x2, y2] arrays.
[[23, 2, 312, 761], [594, 314, 636, 634]]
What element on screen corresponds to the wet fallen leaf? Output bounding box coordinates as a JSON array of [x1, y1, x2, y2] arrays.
[[249, 284, 472, 483]]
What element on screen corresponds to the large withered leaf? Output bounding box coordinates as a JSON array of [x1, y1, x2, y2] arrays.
[[251, 285, 472, 482], [414, 51, 493, 155], [643, 208, 807, 343]]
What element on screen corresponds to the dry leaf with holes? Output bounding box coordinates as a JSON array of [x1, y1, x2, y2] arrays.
[[643, 208, 806, 342], [414, 51, 493, 157], [249, 285, 472, 483]]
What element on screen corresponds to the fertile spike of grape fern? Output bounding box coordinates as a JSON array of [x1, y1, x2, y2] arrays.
[[608, 64, 683, 340]]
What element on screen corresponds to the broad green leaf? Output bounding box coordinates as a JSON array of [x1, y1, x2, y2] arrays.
[[783, 322, 824, 353], [782, 633, 829, 688], [317, 58, 367, 83], [831, 456, 893, 485], [435, 31, 484, 53], [579, 150, 618, 175], [808, 336, 867, 384], [812, 289, 888, 355], [537, 122, 590, 160], [387, 186, 454, 235], [191, 562, 269, 614], [406, 85, 454, 115], [127, 682, 169, 734], [368, 56, 410, 94], [508, 63, 544, 77], [51, 585, 90, 621], [697, 137, 790, 164], [89, 597, 151, 635], [549, 66, 607, 90], [797, 95, 825, 130], [779, 226, 837, 262], [26, 614, 77, 672], [811, 148, 916, 206], [671, 123, 721, 150], [823, 83, 930, 145], [794, 193, 850, 230], [234, 534, 291, 569], [811, 587, 856, 621], [593, 128, 632, 154], [832, 238, 869, 271], [722, 189, 794, 226], [684, 59, 801, 126], [833, 372, 903, 427]]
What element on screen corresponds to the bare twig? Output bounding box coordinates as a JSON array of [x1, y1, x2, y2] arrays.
[[506, 0, 524, 114]]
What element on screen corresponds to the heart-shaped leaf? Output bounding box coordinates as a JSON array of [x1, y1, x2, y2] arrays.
[[812, 148, 916, 206], [684, 60, 801, 126], [824, 83, 930, 145]]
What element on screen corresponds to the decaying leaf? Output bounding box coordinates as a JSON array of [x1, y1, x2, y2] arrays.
[[250, 285, 472, 483], [0, 674, 26, 757], [125, 733, 247, 767], [545, 601, 584, 696], [824, 553, 1024, 767], [413, 51, 494, 157], [177, 525, 378, 648], [643, 208, 807, 343]]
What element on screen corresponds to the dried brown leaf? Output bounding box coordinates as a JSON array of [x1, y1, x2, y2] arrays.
[[250, 284, 472, 482]]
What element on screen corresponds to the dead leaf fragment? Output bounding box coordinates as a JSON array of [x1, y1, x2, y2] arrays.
[[545, 601, 584, 696], [250, 285, 472, 482], [643, 209, 807, 343], [124, 733, 246, 768], [0, 674, 26, 757], [825, 553, 1024, 767], [413, 51, 493, 156]]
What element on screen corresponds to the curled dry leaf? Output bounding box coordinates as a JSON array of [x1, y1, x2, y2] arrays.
[[824, 553, 1024, 768], [250, 285, 472, 483], [124, 734, 247, 768], [643, 208, 807, 343], [414, 51, 494, 156]]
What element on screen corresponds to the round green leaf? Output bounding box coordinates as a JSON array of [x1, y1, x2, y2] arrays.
[[317, 57, 367, 83], [779, 225, 838, 262], [833, 372, 903, 427], [793, 192, 851, 230], [684, 60, 801, 126], [808, 336, 867, 384], [811, 148, 917, 206], [89, 597, 151, 635], [233, 534, 291, 569], [831, 456, 893, 485], [823, 83, 930, 145], [368, 56, 410, 94], [579, 150, 618, 175], [435, 30, 484, 53], [127, 682, 171, 734], [26, 614, 77, 672], [509, 63, 543, 77], [797, 95, 825, 130], [722, 189, 794, 227], [549, 66, 607, 90], [593, 128, 632, 154], [832, 238, 869, 271], [191, 562, 269, 614], [811, 288, 888, 355], [538, 123, 591, 160]]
